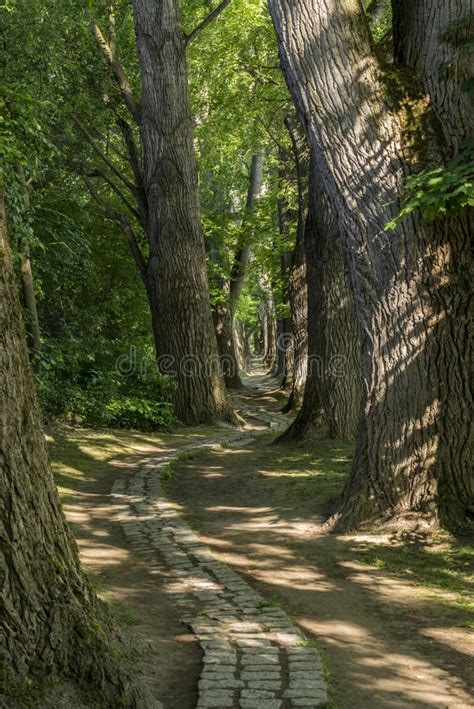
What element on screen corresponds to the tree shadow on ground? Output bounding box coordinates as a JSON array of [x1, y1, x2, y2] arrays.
[[168, 440, 473, 708]]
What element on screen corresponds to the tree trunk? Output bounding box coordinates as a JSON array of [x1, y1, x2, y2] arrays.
[[264, 298, 277, 373], [14, 166, 41, 370], [212, 298, 242, 389], [392, 1, 473, 154], [0, 186, 144, 706], [268, 0, 473, 530], [276, 154, 295, 389], [132, 0, 234, 425], [281, 115, 308, 413], [215, 149, 265, 388], [277, 154, 362, 443], [278, 251, 294, 390], [229, 150, 265, 315]]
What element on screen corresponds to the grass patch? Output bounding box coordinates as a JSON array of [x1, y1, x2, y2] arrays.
[[256, 439, 354, 516], [350, 533, 474, 627], [249, 439, 474, 629], [257, 597, 280, 609]]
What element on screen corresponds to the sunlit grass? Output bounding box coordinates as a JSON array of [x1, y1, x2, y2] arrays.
[[245, 438, 473, 629], [256, 439, 354, 515]]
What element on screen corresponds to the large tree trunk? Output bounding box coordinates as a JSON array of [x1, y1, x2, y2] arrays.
[[14, 166, 41, 370], [0, 187, 144, 706], [132, 0, 234, 425], [392, 1, 473, 154], [212, 297, 242, 389], [278, 252, 294, 388], [281, 116, 308, 413], [276, 150, 296, 389], [268, 0, 473, 530], [277, 154, 362, 443]]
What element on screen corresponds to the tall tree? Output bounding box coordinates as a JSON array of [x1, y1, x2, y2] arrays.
[[281, 115, 308, 413], [84, 0, 235, 425], [15, 166, 41, 368], [0, 184, 147, 706], [277, 152, 361, 443], [268, 0, 473, 530], [212, 150, 265, 388]]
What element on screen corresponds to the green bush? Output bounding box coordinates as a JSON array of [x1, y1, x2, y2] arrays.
[[104, 397, 176, 432], [36, 345, 177, 432]]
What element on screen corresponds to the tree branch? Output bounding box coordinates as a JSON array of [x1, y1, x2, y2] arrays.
[[89, 168, 141, 223], [89, 17, 141, 121], [116, 117, 148, 222], [116, 119, 142, 189], [69, 112, 137, 196], [185, 0, 232, 45], [82, 173, 147, 281]]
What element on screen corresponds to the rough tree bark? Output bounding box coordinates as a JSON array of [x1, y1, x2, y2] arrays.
[[281, 115, 308, 413], [277, 250, 294, 388], [276, 148, 297, 388], [85, 1, 234, 425], [276, 153, 362, 443], [130, 0, 234, 424], [14, 166, 41, 370], [268, 0, 473, 530], [0, 186, 146, 707]]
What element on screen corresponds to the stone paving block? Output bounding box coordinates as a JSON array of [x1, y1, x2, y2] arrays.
[[201, 640, 233, 650], [288, 662, 322, 672], [197, 693, 234, 708], [241, 655, 280, 665], [199, 679, 244, 690], [239, 701, 282, 709], [241, 671, 281, 681], [203, 655, 237, 665], [289, 697, 326, 707], [201, 672, 237, 682], [289, 672, 323, 680], [240, 689, 277, 699], [246, 681, 281, 690], [235, 639, 275, 649], [287, 648, 319, 656], [288, 681, 326, 690], [284, 689, 327, 699], [275, 632, 303, 645]]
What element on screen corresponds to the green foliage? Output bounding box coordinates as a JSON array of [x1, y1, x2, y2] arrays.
[[386, 142, 474, 228], [104, 397, 176, 432], [37, 352, 176, 431]]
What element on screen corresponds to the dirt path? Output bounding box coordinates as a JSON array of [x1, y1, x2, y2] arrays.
[[51, 374, 473, 708], [166, 377, 473, 709], [52, 431, 210, 708]]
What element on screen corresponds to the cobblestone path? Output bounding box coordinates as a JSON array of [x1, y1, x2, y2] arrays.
[[112, 423, 328, 709]]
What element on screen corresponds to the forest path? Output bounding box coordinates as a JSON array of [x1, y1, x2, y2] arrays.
[[51, 372, 473, 709], [167, 377, 474, 709]]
